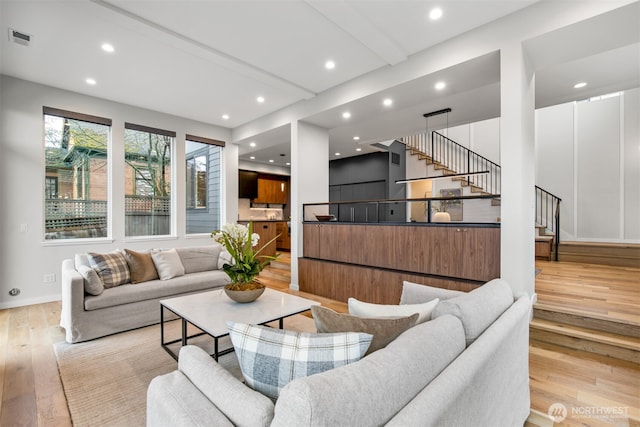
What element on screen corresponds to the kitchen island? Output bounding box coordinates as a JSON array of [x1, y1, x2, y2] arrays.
[[299, 221, 500, 305]]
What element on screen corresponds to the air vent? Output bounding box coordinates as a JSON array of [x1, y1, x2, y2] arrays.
[[8, 28, 32, 46], [391, 152, 401, 165]]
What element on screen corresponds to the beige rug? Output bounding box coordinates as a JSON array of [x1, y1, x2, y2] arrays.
[[54, 315, 316, 427]]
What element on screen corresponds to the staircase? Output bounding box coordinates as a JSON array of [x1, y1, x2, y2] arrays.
[[402, 131, 561, 260], [531, 309, 640, 363], [258, 252, 291, 286]]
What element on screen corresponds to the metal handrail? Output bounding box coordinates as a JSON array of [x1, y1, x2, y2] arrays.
[[535, 185, 562, 261]]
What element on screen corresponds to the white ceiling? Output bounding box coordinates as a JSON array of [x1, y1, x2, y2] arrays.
[[1, 0, 638, 168]]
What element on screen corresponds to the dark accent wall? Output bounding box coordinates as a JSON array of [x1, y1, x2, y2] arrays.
[[328, 141, 406, 222]]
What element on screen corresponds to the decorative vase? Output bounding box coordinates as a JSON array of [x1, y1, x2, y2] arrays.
[[433, 212, 451, 223], [224, 282, 266, 303]]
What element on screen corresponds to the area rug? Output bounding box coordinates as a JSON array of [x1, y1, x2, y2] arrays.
[[54, 315, 316, 427]]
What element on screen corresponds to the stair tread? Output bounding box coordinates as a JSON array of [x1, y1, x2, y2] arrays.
[[534, 302, 640, 327], [530, 318, 640, 350], [535, 235, 554, 241]]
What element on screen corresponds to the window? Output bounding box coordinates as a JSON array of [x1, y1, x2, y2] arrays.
[[185, 135, 224, 234], [43, 107, 111, 240], [124, 123, 175, 237]]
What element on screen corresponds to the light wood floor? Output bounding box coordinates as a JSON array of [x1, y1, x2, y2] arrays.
[[0, 260, 638, 426]]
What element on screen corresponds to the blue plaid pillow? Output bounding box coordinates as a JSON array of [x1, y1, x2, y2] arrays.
[[227, 321, 372, 399]]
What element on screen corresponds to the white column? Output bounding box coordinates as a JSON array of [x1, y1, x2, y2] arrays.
[[500, 42, 536, 297], [290, 121, 329, 290]]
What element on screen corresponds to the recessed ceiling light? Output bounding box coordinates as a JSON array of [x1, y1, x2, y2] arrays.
[[250, 156, 255, 160], [335, 152, 341, 156], [257, 96, 265, 103], [325, 60, 336, 70], [342, 112, 351, 119], [222, 114, 229, 120], [356, 147, 362, 152], [85, 78, 97, 85], [383, 98, 393, 107], [101, 43, 114, 53], [435, 81, 446, 90], [353, 136, 360, 141], [573, 82, 587, 89], [268, 159, 274, 163], [249, 142, 256, 147], [286, 162, 291, 166], [429, 8, 443, 20]]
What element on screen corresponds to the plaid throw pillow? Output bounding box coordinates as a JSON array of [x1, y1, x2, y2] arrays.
[[227, 321, 372, 399], [88, 251, 130, 288]]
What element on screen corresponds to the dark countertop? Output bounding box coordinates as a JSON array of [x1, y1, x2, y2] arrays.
[[303, 221, 500, 228]]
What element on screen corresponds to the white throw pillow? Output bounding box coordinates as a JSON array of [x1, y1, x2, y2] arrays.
[[348, 297, 440, 324], [151, 248, 185, 280]]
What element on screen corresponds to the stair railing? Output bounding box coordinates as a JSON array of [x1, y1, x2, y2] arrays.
[[431, 131, 501, 195], [535, 186, 562, 261], [402, 131, 501, 195]]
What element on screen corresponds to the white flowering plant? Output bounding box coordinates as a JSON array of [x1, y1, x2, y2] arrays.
[[211, 222, 279, 288]]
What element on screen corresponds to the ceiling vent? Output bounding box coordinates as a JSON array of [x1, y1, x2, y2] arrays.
[[8, 28, 32, 46]]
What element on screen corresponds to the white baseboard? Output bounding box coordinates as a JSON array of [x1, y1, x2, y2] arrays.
[[0, 294, 61, 310]]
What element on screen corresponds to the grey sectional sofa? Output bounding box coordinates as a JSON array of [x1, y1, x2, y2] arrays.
[[60, 245, 230, 343], [146, 279, 532, 426]]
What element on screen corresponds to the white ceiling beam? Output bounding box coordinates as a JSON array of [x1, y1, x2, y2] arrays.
[[304, 0, 407, 66], [90, 0, 316, 99]]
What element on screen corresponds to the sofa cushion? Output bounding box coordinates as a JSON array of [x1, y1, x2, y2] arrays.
[[88, 251, 130, 288], [151, 248, 185, 280], [432, 278, 514, 346], [176, 245, 221, 274], [124, 249, 159, 284], [311, 305, 418, 355], [178, 346, 274, 427], [84, 270, 229, 311], [77, 264, 104, 296], [227, 321, 372, 399], [400, 280, 464, 304], [271, 314, 466, 427], [348, 297, 439, 324]]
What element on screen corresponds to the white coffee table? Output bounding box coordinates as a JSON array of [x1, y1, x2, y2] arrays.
[[160, 288, 320, 361]]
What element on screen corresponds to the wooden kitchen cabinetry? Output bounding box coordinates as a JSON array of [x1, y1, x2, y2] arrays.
[[275, 221, 290, 251], [241, 221, 277, 258], [252, 175, 288, 204]]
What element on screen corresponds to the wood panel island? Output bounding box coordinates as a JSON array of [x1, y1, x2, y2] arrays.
[[299, 222, 500, 305]]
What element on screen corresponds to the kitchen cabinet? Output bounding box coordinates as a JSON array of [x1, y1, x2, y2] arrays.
[[241, 221, 277, 258], [275, 221, 290, 251], [252, 176, 288, 204]]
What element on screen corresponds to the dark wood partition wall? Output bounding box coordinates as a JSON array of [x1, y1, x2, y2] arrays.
[[299, 223, 500, 304]]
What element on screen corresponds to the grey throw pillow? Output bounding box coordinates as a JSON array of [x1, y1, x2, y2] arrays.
[[176, 245, 221, 274], [77, 264, 104, 296], [311, 305, 418, 355]]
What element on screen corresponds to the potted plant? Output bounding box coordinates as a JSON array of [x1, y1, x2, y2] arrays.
[[211, 222, 280, 302]]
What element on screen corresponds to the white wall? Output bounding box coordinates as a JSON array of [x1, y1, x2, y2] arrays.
[[0, 75, 234, 308], [535, 89, 639, 242]]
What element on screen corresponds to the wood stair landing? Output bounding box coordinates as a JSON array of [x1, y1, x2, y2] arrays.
[[530, 317, 639, 363], [533, 260, 640, 364]]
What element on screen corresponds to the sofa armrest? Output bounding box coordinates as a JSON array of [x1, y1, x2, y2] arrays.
[[178, 346, 274, 427], [60, 258, 87, 343], [147, 371, 234, 427]]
